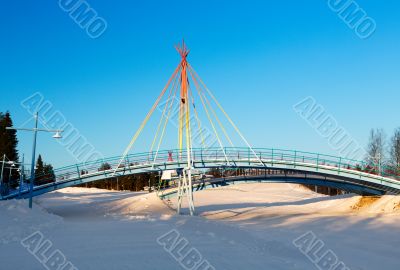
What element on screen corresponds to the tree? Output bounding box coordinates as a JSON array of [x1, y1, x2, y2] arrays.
[[43, 164, 56, 183], [389, 128, 400, 174], [35, 155, 56, 185], [365, 129, 386, 173], [35, 155, 44, 177], [98, 163, 111, 171], [0, 111, 19, 187], [207, 168, 222, 178]]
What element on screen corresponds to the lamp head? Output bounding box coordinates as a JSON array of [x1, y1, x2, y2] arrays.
[[53, 131, 62, 139]]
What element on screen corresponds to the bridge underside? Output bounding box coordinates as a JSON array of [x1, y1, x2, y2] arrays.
[[158, 170, 388, 200]]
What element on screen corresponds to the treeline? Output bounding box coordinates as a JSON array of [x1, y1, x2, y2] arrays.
[[78, 166, 159, 192]]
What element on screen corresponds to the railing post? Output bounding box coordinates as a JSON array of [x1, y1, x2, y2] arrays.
[[103, 160, 107, 177], [294, 150, 297, 168], [338, 157, 342, 175], [271, 148, 274, 167], [76, 165, 81, 180], [316, 154, 320, 172], [248, 148, 250, 165], [126, 157, 132, 172]]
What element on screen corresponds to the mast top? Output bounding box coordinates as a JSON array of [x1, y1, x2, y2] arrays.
[[175, 39, 190, 60]]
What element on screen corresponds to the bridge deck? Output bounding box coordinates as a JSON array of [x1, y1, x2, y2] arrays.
[[2, 148, 400, 200]]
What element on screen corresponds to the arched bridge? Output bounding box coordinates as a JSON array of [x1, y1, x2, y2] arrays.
[[2, 147, 400, 200]]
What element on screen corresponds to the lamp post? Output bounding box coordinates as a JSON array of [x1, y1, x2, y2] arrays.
[[6, 112, 63, 208], [18, 154, 25, 198], [0, 154, 6, 195], [0, 155, 31, 197], [0, 156, 14, 196]]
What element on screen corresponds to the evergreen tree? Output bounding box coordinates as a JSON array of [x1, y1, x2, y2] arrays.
[[34, 155, 56, 185], [43, 164, 56, 183], [34, 154, 45, 184], [0, 111, 19, 186], [35, 155, 45, 178]]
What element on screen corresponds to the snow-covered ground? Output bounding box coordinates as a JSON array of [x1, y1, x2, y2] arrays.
[[1, 183, 400, 269]]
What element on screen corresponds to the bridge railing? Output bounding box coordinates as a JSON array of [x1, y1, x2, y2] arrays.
[[2, 147, 400, 198]]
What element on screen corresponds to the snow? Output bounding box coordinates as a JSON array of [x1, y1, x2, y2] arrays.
[[1, 183, 399, 269]]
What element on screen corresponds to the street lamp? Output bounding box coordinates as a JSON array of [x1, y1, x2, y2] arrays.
[[0, 155, 13, 196], [0, 154, 7, 193], [6, 112, 63, 208], [53, 131, 62, 139]]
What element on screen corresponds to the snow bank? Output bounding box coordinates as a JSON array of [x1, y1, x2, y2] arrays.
[[1, 184, 399, 270], [0, 200, 62, 244], [350, 195, 400, 214]]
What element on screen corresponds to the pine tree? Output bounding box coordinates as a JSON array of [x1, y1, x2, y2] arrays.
[[0, 111, 19, 186], [34, 155, 56, 185], [35, 154, 45, 184], [43, 164, 56, 183]]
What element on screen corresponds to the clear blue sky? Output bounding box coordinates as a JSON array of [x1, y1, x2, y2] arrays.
[[1, 0, 399, 167]]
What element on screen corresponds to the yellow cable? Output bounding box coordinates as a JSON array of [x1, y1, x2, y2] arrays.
[[112, 64, 181, 175], [153, 73, 180, 163], [189, 68, 229, 163], [150, 71, 179, 153], [189, 65, 264, 165], [202, 89, 234, 147], [188, 86, 206, 149]]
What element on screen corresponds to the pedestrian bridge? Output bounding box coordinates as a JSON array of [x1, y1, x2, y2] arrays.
[[2, 147, 400, 200]]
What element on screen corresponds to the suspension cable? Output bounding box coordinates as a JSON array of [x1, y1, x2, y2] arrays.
[[150, 69, 180, 153], [188, 68, 229, 163], [112, 64, 182, 176], [153, 73, 180, 165], [189, 64, 263, 166], [201, 88, 234, 147], [188, 86, 206, 149]]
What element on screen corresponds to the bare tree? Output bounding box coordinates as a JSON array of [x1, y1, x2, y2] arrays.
[[365, 128, 386, 174], [389, 128, 400, 169]]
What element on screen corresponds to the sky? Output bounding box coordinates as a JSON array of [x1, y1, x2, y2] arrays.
[[1, 0, 400, 167]]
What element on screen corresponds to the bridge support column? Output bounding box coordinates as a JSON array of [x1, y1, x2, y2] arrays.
[[177, 168, 195, 216]]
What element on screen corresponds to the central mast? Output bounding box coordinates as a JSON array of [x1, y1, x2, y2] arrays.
[[177, 41, 190, 154], [176, 41, 194, 215], [116, 40, 258, 215]]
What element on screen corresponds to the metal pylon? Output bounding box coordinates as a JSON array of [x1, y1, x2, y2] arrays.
[[113, 40, 262, 216], [176, 41, 195, 216], [177, 168, 195, 215]]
